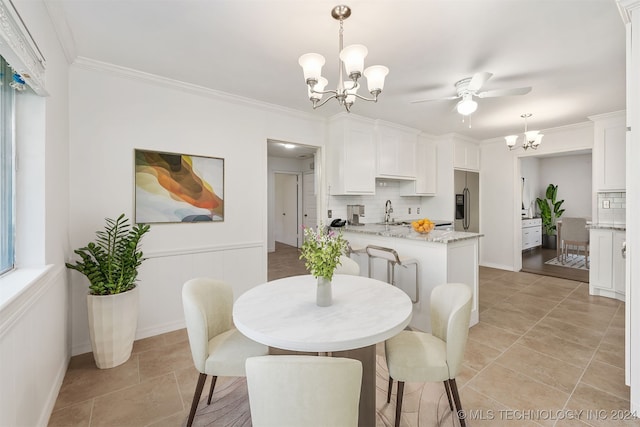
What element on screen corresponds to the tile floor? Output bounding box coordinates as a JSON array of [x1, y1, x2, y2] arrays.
[[48, 246, 637, 427]]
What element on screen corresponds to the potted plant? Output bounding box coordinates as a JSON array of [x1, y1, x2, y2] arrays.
[[299, 224, 347, 307], [536, 184, 565, 249], [66, 214, 151, 369]]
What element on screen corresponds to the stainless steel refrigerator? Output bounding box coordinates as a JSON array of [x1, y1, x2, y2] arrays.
[[454, 170, 479, 232]]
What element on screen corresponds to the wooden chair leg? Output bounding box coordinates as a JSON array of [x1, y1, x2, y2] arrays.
[[395, 381, 405, 427], [448, 378, 466, 427], [387, 376, 394, 403], [206, 376, 218, 404], [443, 380, 454, 411], [187, 373, 207, 427]]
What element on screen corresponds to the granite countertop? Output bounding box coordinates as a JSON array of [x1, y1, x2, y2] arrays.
[[341, 224, 483, 243]]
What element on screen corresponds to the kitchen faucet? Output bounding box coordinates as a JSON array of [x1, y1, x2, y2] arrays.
[[384, 200, 393, 223]]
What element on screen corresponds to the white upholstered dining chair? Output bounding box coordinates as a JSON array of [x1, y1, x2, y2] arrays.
[[334, 255, 361, 275], [385, 282, 472, 427], [246, 355, 363, 427], [182, 278, 268, 427]]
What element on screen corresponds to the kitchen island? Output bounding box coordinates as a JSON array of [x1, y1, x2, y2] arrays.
[[340, 224, 483, 332]]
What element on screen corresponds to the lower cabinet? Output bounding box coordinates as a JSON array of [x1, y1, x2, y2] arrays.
[[589, 228, 626, 301], [522, 218, 542, 250]]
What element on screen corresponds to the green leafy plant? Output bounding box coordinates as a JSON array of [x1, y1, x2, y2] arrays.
[[536, 184, 565, 236], [299, 224, 347, 281], [66, 214, 151, 295]]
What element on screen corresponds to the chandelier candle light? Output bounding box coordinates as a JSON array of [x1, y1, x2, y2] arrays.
[[505, 113, 544, 150], [298, 5, 389, 112]]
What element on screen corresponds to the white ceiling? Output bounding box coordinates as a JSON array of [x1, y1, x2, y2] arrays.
[[46, 0, 626, 141]]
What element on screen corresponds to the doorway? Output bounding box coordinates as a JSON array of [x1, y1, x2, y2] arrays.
[[517, 150, 592, 282], [267, 139, 319, 255]]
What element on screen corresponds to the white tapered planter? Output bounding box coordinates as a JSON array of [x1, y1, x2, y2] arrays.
[[87, 287, 139, 369]]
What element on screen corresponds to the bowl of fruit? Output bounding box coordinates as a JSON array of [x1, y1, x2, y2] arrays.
[[412, 218, 435, 234]]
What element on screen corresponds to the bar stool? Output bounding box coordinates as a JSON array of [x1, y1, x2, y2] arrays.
[[365, 245, 419, 303]]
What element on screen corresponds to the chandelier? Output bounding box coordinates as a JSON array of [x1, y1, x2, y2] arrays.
[[505, 113, 543, 150], [298, 5, 389, 112]]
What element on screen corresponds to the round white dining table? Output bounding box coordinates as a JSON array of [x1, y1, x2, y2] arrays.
[[233, 274, 413, 427]]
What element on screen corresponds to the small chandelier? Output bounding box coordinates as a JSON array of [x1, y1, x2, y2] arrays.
[[298, 5, 389, 112], [505, 113, 543, 150]]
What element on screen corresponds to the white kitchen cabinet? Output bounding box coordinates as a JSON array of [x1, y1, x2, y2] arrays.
[[401, 136, 436, 196], [522, 218, 542, 250], [453, 139, 480, 171], [327, 114, 377, 195], [589, 228, 626, 301], [375, 122, 418, 179], [591, 112, 626, 191]]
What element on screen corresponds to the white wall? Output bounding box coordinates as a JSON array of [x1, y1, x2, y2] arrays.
[[520, 157, 540, 214], [67, 62, 325, 354], [0, 0, 70, 425], [480, 122, 594, 270], [537, 154, 592, 219]]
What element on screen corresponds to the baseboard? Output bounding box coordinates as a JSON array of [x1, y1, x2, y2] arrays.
[[39, 352, 70, 425], [479, 262, 515, 271]]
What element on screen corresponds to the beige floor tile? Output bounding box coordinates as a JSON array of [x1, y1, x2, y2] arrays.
[[481, 279, 528, 296], [565, 383, 639, 427], [480, 304, 540, 335], [479, 266, 509, 281], [558, 299, 620, 320], [517, 280, 579, 302], [463, 338, 502, 372], [53, 353, 140, 410], [456, 363, 479, 387], [146, 410, 189, 427], [493, 271, 543, 286], [459, 387, 542, 427], [581, 360, 630, 400], [468, 322, 520, 352], [467, 364, 569, 427], [553, 417, 592, 427], [530, 316, 604, 349], [571, 284, 622, 308], [519, 327, 595, 368], [594, 341, 625, 370], [91, 373, 183, 427], [499, 293, 559, 317], [610, 304, 625, 328], [162, 328, 189, 346], [138, 340, 194, 382], [48, 400, 93, 427], [131, 334, 165, 355], [495, 344, 582, 394], [546, 305, 614, 333]]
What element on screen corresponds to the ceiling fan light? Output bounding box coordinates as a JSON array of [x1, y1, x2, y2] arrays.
[[363, 65, 389, 93], [456, 98, 477, 116], [298, 53, 326, 83], [505, 135, 518, 148], [339, 44, 368, 78], [308, 77, 329, 100]]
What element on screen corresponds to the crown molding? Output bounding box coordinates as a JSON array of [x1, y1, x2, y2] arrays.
[[43, 0, 77, 64], [72, 57, 325, 124], [0, 0, 47, 95]]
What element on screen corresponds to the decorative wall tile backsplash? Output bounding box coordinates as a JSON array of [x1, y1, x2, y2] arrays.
[[597, 192, 626, 225]]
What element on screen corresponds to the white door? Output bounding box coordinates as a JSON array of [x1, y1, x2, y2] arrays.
[[275, 173, 299, 247], [302, 171, 317, 232]]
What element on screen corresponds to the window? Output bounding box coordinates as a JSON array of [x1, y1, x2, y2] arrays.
[[0, 55, 15, 275]]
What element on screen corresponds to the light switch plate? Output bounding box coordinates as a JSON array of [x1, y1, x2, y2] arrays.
[[603, 200, 610, 209]]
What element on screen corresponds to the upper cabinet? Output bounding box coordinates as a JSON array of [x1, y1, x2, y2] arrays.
[[453, 139, 480, 171], [401, 135, 437, 196], [591, 112, 626, 191], [327, 114, 377, 195], [375, 122, 418, 179]]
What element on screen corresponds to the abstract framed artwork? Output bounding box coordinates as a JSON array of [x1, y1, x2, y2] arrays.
[[134, 149, 224, 223]]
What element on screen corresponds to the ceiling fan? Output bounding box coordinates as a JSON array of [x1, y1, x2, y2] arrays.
[[411, 72, 532, 116]]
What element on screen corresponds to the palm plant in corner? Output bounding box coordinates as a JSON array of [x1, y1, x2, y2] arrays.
[[66, 214, 150, 369], [536, 184, 565, 249]]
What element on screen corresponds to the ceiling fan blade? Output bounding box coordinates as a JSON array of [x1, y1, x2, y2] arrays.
[[410, 95, 460, 104], [467, 72, 493, 91], [477, 87, 532, 98]]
